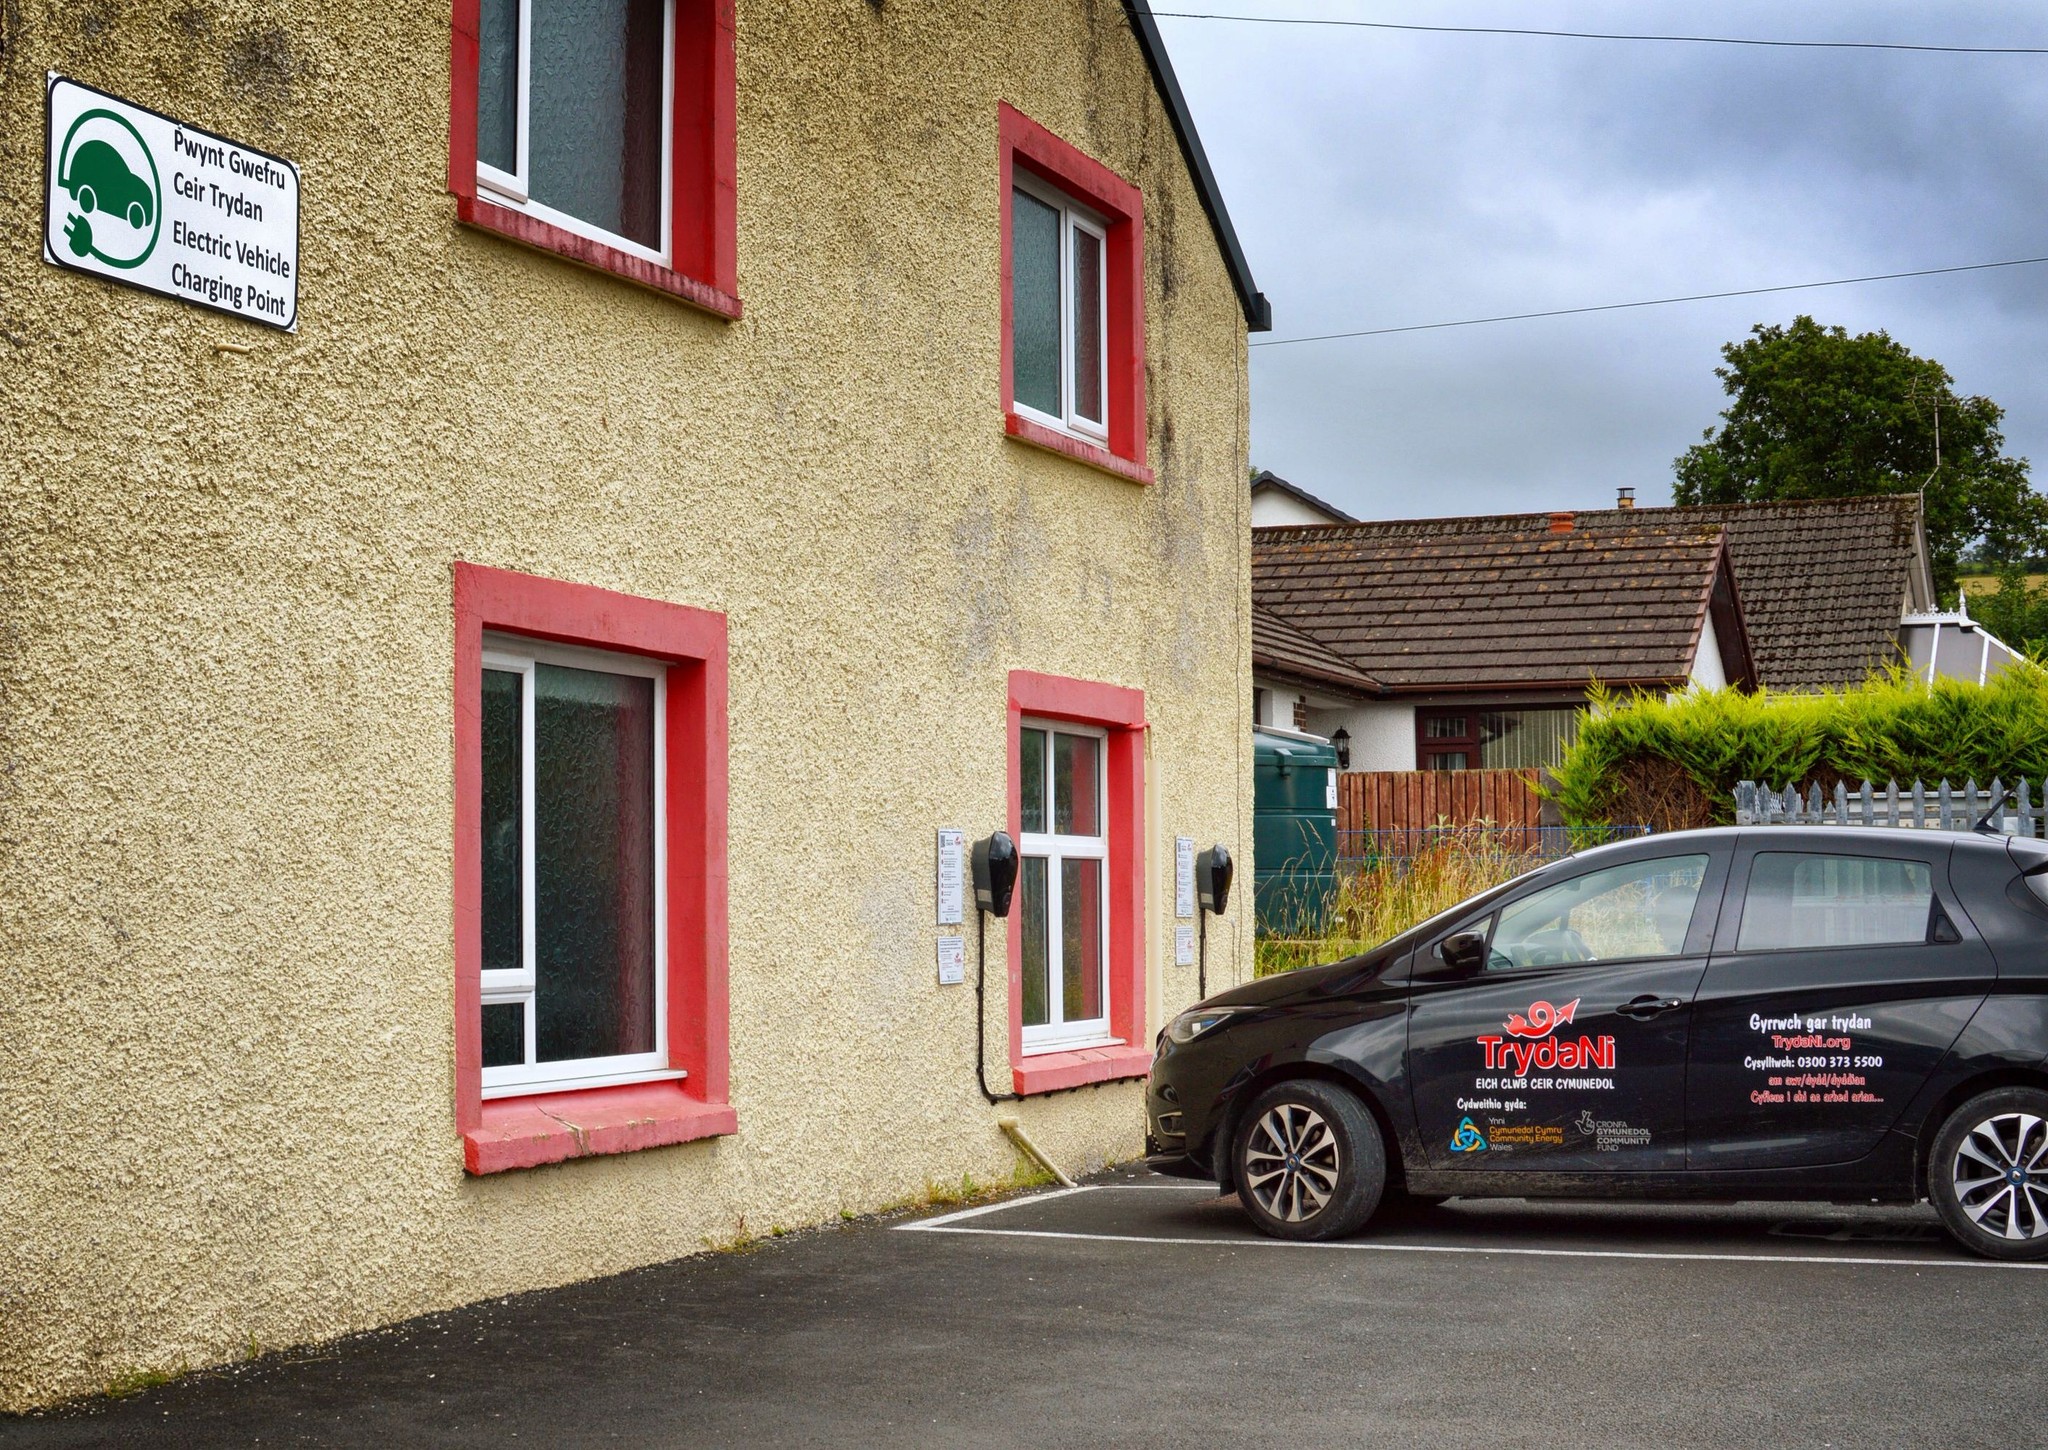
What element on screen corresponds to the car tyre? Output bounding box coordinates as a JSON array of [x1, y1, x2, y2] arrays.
[[1928, 1087, 2048, 1262], [127, 200, 148, 229], [1232, 1079, 1384, 1241], [76, 184, 97, 216]]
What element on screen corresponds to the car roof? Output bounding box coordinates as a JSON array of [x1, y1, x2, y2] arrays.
[[1566, 823, 2019, 864]]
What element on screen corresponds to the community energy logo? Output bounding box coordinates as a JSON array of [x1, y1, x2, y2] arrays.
[[1449, 1116, 1488, 1153]]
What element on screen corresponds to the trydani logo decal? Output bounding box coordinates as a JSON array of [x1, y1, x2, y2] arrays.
[[1479, 998, 1617, 1075], [1449, 1116, 1488, 1153], [1505, 998, 1579, 1038]]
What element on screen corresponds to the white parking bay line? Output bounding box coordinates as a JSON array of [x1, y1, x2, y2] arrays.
[[900, 1183, 1219, 1231], [909, 1223, 2048, 1272]]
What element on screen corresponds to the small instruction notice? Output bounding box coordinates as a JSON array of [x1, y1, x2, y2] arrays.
[[44, 73, 300, 331], [1175, 924, 1195, 967], [936, 936, 966, 986], [936, 829, 965, 926], [1175, 836, 1196, 919]]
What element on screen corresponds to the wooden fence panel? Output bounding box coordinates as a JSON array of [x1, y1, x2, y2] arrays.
[[1338, 768, 1543, 834]]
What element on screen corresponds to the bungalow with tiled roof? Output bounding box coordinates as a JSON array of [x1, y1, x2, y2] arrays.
[[1253, 511, 1754, 772]]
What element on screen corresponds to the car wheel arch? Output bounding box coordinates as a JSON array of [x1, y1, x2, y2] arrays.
[[1915, 1066, 2048, 1193], [1213, 1060, 1412, 1194]]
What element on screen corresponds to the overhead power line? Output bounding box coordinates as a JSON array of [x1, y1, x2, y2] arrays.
[[1150, 11, 2048, 56], [1249, 255, 2048, 348]]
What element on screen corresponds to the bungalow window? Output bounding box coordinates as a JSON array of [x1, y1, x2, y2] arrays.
[[479, 634, 673, 1096], [1010, 174, 1109, 443], [474, 0, 672, 260], [1018, 722, 1111, 1051], [1417, 707, 1582, 771]]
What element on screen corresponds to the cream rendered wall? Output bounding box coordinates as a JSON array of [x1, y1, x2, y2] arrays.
[[1250, 492, 1336, 527], [0, 0, 1254, 1408]]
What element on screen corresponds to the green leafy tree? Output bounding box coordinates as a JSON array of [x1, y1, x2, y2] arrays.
[[1971, 562, 2048, 657], [1673, 316, 2046, 593]]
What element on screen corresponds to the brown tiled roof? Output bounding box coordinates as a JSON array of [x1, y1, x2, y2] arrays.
[[1252, 523, 1743, 693], [1252, 605, 1383, 695], [1257, 495, 1924, 690]]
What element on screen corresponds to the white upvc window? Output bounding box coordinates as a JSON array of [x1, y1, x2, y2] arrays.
[[474, 0, 676, 265], [1010, 171, 1111, 444], [1018, 720, 1115, 1053], [479, 633, 676, 1098]]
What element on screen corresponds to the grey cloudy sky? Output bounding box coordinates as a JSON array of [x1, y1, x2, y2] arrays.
[[1156, 1, 2048, 520]]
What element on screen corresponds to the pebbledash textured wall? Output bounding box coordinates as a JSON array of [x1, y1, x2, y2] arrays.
[[0, 0, 1255, 1411]]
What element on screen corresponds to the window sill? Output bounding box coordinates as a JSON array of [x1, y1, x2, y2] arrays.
[[456, 195, 743, 321], [462, 1079, 736, 1175], [1012, 1043, 1152, 1096], [1004, 412, 1153, 485]]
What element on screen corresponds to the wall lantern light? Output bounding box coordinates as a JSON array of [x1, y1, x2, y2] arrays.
[[1331, 727, 1351, 771]]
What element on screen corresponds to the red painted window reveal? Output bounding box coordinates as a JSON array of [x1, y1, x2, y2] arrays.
[[998, 104, 1151, 485], [453, 563, 733, 1173], [446, 0, 739, 316], [1007, 670, 1151, 1095]]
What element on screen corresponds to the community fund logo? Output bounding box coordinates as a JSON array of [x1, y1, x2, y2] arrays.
[[1478, 998, 1617, 1075], [55, 107, 161, 269]]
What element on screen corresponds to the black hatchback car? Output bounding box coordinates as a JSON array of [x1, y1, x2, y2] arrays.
[[1147, 826, 2048, 1259]]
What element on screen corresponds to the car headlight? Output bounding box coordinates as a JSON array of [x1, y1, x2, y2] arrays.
[[1166, 1007, 1243, 1044]]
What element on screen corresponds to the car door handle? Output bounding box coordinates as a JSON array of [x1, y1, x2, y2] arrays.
[[1617, 995, 1687, 1019]]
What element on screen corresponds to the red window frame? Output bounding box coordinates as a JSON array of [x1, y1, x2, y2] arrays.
[[452, 562, 733, 1174], [998, 103, 1151, 485], [1006, 670, 1151, 1095], [446, 0, 740, 317]]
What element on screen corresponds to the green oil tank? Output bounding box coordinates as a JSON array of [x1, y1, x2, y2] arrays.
[[1253, 727, 1339, 938]]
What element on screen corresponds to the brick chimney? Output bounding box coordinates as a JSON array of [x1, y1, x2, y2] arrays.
[[1616, 487, 1636, 509], [1548, 510, 1574, 534]]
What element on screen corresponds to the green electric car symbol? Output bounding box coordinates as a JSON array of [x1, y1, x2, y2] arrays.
[[55, 106, 161, 269], [64, 139, 154, 229]]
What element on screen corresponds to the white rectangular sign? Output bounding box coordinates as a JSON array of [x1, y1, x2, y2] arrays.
[[936, 936, 966, 986], [1175, 924, 1195, 967], [936, 829, 966, 926], [45, 74, 300, 331], [1175, 836, 1196, 920]]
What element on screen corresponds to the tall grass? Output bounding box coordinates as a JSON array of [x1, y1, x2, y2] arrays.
[[1549, 668, 2048, 831], [1254, 832, 1538, 977]]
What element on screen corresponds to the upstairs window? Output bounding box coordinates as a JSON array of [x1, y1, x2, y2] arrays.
[[475, 0, 671, 260], [450, 0, 738, 313], [1011, 175, 1109, 443], [998, 104, 1150, 484]]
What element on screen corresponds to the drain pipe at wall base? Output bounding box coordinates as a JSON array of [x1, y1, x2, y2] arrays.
[[998, 1117, 1077, 1189]]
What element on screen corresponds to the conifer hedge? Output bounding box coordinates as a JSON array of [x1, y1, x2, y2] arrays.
[[1550, 669, 2048, 831]]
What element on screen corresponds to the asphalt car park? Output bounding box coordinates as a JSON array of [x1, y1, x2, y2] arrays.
[[9, 1168, 2043, 1449]]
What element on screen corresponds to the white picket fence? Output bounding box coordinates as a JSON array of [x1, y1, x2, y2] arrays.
[[1734, 777, 2048, 835]]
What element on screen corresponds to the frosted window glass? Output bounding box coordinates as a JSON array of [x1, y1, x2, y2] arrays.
[[1011, 188, 1062, 416], [534, 663, 656, 1062], [528, 0, 665, 247], [481, 669, 524, 975], [477, 0, 520, 173], [1061, 859, 1103, 1022], [1053, 732, 1099, 837], [482, 1002, 526, 1068], [1072, 226, 1103, 424], [1021, 858, 1050, 1027], [1020, 728, 1047, 835]]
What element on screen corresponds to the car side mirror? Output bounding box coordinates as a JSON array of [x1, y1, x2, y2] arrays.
[[1434, 930, 1488, 977]]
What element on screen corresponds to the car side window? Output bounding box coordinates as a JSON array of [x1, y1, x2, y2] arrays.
[[1485, 854, 1710, 970], [1735, 852, 1938, 951]]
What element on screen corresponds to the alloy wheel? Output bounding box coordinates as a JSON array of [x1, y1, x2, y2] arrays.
[[1243, 1101, 1341, 1223], [1951, 1111, 2048, 1241]]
